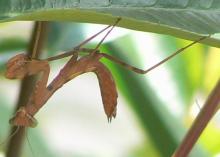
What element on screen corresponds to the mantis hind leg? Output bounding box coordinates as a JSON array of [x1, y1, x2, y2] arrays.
[[98, 36, 208, 74]]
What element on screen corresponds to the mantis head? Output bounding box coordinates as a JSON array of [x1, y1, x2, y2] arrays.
[[5, 54, 30, 79], [5, 53, 49, 79]]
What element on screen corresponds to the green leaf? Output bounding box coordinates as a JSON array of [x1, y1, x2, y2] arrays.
[[0, 0, 220, 48], [202, 47, 220, 93], [0, 38, 27, 53]]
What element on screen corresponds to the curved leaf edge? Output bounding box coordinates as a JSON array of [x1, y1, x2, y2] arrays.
[[1, 9, 219, 48]]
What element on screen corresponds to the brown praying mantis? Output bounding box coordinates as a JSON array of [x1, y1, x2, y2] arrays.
[[5, 19, 208, 129]]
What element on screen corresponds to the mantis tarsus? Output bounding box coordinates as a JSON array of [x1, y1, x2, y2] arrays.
[[5, 19, 208, 129]]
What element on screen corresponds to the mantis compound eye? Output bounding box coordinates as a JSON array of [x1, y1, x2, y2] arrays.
[[9, 107, 38, 128], [5, 53, 29, 79]]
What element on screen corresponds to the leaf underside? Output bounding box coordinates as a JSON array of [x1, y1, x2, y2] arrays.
[[0, 0, 220, 48]]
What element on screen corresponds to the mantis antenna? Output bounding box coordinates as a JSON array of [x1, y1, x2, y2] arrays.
[[25, 129, 36, 157]]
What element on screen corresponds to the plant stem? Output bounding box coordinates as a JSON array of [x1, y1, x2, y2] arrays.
[[6, 21, 48, 157], [172, 78, 220, 157]]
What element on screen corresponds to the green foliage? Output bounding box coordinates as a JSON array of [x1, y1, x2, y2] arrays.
[[0, 1, 220, 156], [0, 38, 27, 53], [0, 0, 220, 47]]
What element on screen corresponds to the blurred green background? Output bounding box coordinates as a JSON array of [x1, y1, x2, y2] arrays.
[[0, 22, 220, 157]]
